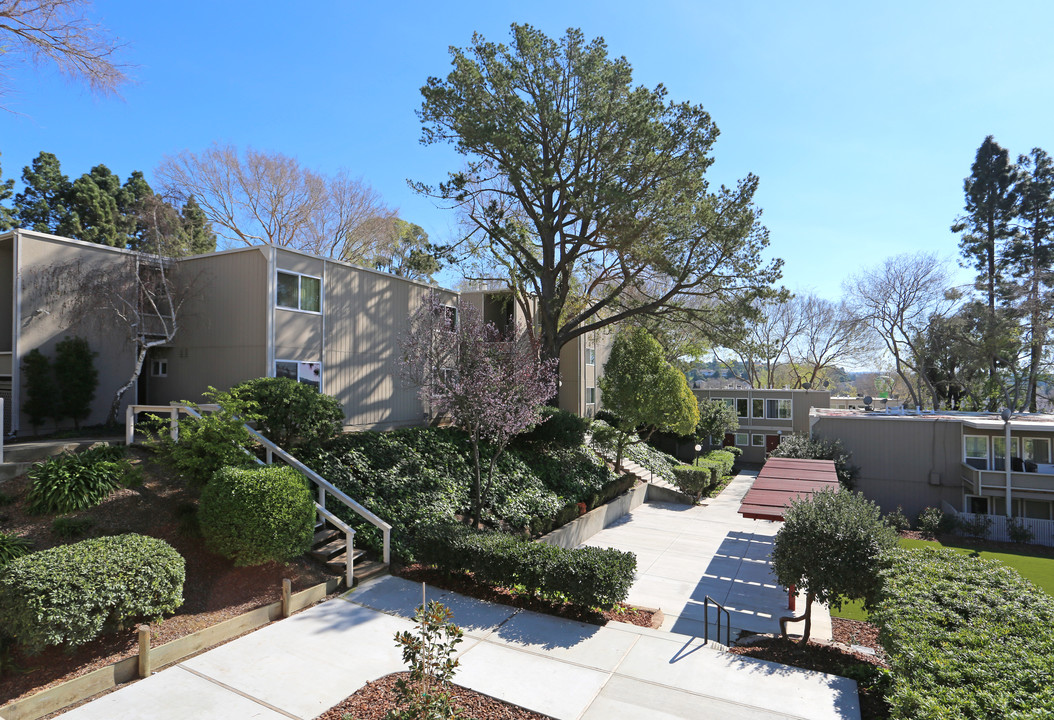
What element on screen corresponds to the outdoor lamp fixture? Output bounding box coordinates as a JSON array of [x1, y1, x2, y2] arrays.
[[1001, 407, 1013, 517], [695, 443, 702, 464]]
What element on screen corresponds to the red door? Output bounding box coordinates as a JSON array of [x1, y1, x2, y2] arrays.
[[766, 435, 781, 452]]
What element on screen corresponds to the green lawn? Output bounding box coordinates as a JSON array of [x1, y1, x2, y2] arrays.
[[830, 537, 1054, 621]]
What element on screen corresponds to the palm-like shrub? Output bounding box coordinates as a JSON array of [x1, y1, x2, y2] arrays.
[[0, 532, 32, 568], [25, 445, 131, 515]]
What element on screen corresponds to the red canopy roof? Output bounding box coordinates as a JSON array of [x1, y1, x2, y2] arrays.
[[738, 457, 840, 521]]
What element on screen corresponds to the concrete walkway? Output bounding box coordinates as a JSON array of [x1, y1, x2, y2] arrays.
[[582, 471, 833, 642], [59, 575, 859, 720]]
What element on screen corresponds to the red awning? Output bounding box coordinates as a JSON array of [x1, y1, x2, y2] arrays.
[[738, 457, 840, 522]]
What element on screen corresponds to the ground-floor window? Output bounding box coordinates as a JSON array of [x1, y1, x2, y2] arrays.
[[735, 432, 748, 447], [275, 360, 321, 390], [150, 359, 168, 377], [965, 495, 990, 514], [751, 433, 765, 447]]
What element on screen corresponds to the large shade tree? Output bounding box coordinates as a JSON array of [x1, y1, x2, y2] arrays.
[[417, 24, 781, 367]]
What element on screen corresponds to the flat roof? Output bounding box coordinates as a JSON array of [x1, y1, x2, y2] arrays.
[[811, 407, 1054, 432], [738, 457, 840, 522]]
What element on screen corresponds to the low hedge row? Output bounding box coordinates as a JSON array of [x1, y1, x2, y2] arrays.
[[672, 449, 735, 502], [871, 547, 1054, 718], [0, 534, 185, 652], [416, 523, 636, 609]]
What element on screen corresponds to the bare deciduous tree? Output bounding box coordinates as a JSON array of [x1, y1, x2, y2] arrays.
[[156, 144, 394, 261], [715, 295, 804, 387], [788, 296, 871, 389], [0, 0, 127, 103], [845, 252, 958, 409]]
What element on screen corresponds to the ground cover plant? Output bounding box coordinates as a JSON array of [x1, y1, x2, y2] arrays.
[[590, 419, 680, 483], [831, 534, 1054, 621], [304, 426, 620, 559], [871, 547, 1054, 718]]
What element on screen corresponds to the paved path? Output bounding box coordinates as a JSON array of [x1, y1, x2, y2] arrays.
[[59, 575, 858, 720], [582, 471, 833, 642]]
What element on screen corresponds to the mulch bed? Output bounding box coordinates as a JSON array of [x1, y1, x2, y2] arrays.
[[730, 618, 889, 720], [394, 563, 656, 628], [316, 672, 550, 720], [0, 447, 334, 706]]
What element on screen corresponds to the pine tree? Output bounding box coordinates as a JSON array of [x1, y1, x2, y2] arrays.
[[53, 336, 98, 430], [181, 196, 217, 254], [15, 151, 72, 233]]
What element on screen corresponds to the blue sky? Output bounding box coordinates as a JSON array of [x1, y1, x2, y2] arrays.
[[3, 1, 1053, 299]]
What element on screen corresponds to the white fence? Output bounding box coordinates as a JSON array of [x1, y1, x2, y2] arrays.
[[952, 510, 1054, 547]]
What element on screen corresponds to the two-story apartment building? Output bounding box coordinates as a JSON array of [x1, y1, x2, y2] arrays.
[[811, 407, 1054, 520], [0, 229, 604, 434], [692, 387, 831, 463]]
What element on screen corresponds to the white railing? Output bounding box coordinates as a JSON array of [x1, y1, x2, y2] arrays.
[[125, 403, 391, 586], [951, 509, 1054, 547]]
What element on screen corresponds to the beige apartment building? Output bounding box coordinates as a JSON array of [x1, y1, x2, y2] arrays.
[[811, 408, 1054, 521], [692, 387, 831, 463], [1, 230, 602, 435]]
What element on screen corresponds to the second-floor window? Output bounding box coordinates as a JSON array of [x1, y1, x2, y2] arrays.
[[586, 386, 596, 404], [766, 398, 792, 419], [752, 398, 764, 418], [277, 271, 321, 313], [964, 435, 988, 470], [586, 347, 596, 365], [736, 398, 748, 418]]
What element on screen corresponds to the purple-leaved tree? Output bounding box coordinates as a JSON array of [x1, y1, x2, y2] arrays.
[[402, 293, 557, 528]]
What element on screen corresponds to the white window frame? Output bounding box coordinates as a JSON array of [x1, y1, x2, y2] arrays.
[[751, 433, 765, 447], [752, 398, 764, 419], [963, 434, 989, 471], [993, 436, 1021, 471], [736, 398, 748, 419], [586, 386, 596, 405], [150, 358, 168, 378], [735, 432, 749, 447], [275, 359, 322, 391], [276, 270, 322, 314], [585, 347, 596, 366], [965, 494, 990, 515]]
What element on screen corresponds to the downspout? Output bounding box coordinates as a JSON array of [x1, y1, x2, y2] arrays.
[[267, 245, 276, 377], [11, 230, 20, 435], [1001, 408, 1013, 517], [320, 259, 326, 394]]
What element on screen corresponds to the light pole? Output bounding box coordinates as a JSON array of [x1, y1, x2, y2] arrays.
[[695, 443, 702, 466], [1001, 407, 1013, 518]]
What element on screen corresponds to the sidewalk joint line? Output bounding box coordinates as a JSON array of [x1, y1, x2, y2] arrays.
[[177, 664, 301, 719]]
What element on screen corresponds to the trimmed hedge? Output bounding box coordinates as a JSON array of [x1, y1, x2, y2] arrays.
[[703, 449, 735, 477], [199, 465, 315, 566], [672, 465, 714, 502], [416, 524, 635, 609], [871, 547, 1054, 718], [25, 444, 131, 515], [0, 534, 184, 652]]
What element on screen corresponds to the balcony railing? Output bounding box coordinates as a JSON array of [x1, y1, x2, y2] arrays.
[[961, 463, 1054, 496]]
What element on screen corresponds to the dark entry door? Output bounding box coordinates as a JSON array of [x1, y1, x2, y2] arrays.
[[766, 434, 781, 452]]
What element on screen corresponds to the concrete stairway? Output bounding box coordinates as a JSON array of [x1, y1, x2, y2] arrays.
[[619, 457, 695, 504]]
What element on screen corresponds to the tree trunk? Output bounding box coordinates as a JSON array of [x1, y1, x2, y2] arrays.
[[800, 591, 814, 644], [108, 345, 149, 427], [471, 437, 483, 529]]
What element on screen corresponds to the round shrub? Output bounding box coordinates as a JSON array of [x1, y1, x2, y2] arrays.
[[518, 407, 590, 449], [25, 444, 131, 515], [230, 377, 344, 449], [0, 534, 184, 652], [199, 465, 315, 566]]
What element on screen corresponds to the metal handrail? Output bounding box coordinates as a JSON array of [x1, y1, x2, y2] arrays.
[[704, 595, 731, 646], [125, 403, 391, 570]]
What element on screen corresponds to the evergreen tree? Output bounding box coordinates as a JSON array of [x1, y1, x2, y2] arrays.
[[60, 164, 129, 246], [180, 196, 217, 254], [53, 336, 98, 430], [1009, 148, 1054, 412], [0, 153, 15, 231], [952, 136, 1020, 407], [15, 151, 72, 233], [21, 349, 57, 434]]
